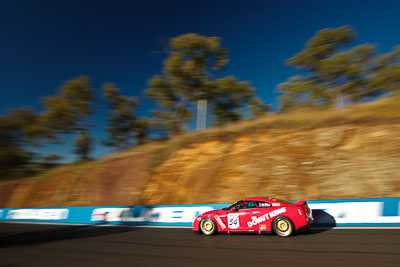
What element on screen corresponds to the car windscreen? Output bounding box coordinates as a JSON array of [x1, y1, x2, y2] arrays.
[[223, 200, 242, 210]]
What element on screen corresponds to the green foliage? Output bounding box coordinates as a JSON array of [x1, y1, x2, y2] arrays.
[[42, 76, 94, 133], [74, 132, 92, 161], [279, 26, 400, 111], [43, 154, 63, 163], [250, 97, 270, 118], [0, 108, 46, 179], [278, 75, 327, 112], [367, 46, 400, 97], [103, 82, 152, 149], [8, 107, 52, 144], [102, 82, 140, 150], [40, 154, 63, 169], [0, 116, 28, 179], [42, 76, 94, 160], [287, 26, 355, 70], [133, 118, 151, 145], [213, 77, 256, 125]]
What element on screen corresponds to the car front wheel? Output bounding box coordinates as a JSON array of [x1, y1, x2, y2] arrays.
[[200, 218, 217, 235], [272, 216, 294, 237]]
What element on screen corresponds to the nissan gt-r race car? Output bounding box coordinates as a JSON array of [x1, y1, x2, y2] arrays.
[[193, 197, 313, 237]]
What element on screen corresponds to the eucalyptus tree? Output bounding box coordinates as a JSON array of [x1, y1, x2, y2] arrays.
[[42, 76, 94, 161], [146, 33, 268, 134]]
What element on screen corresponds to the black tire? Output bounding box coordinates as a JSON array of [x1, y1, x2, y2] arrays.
[[272, 216, 294, 237], [199, 218, 217, 235]]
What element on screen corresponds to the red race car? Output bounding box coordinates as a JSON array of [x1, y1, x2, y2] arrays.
[[193, 197, 313, 237]]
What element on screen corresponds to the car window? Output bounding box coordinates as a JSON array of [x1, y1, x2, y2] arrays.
[[223, 200, 242, 210], [247, 201, 257, 209], [238, 201, 257, 210], [235, 201, 247, 209], [224, 200, 262, 210]]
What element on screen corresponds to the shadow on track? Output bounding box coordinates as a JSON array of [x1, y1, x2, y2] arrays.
[[0, 225, 134, 248], [301, 210, 336, 235], [302, 227, 332, 235]]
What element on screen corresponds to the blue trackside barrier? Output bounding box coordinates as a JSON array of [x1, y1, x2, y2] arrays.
[[0, 197, 399, 227], [307, 197, 400, 227]]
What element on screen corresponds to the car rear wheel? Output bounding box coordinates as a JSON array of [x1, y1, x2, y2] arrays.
[[272, 216, 294, 237], [200, 218, 217, 235]]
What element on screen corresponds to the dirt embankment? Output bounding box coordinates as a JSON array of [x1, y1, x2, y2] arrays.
[[1, 97, 400, 208], [0, 153, 149, 208]]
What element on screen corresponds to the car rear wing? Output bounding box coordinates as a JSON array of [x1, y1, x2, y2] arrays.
[[294, 200, 306, 206]]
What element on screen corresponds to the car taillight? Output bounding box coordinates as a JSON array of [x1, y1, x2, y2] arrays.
[[304, 204, 310, 214]]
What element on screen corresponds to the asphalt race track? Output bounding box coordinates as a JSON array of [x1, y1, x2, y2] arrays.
[[0, 223, 399, 266]]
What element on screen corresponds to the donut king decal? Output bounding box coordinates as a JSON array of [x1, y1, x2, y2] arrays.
[[247, 207, 287, 228]]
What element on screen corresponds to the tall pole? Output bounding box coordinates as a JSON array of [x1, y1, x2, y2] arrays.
[[196, 99, 207, 130]]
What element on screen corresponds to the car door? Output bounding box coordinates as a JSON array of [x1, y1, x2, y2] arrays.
[[243, 201, 268, 230], [226, 201, 243, 230], [227, 201, 259, 231], [250, 201, 274, 231]]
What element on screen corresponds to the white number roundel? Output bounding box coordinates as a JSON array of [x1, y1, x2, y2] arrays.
[[228, 214, 240, 229]]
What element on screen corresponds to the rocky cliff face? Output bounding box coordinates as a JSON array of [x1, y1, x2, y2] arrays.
[[1, 118, 400, 208], [141, 124, 400, 205]]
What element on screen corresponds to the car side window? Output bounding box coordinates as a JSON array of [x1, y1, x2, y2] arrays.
[[236, 201, 248, 210], [257, 201, 271, 208], [247, 201, 257, 209], [232, 201, 243, 210], [238, 201, 257, 210]]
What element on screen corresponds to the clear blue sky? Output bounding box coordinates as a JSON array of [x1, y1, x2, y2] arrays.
[[1, 0, 399, 162]]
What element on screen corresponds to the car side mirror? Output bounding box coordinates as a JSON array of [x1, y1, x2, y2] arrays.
[[231, 206, 238, 212]]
